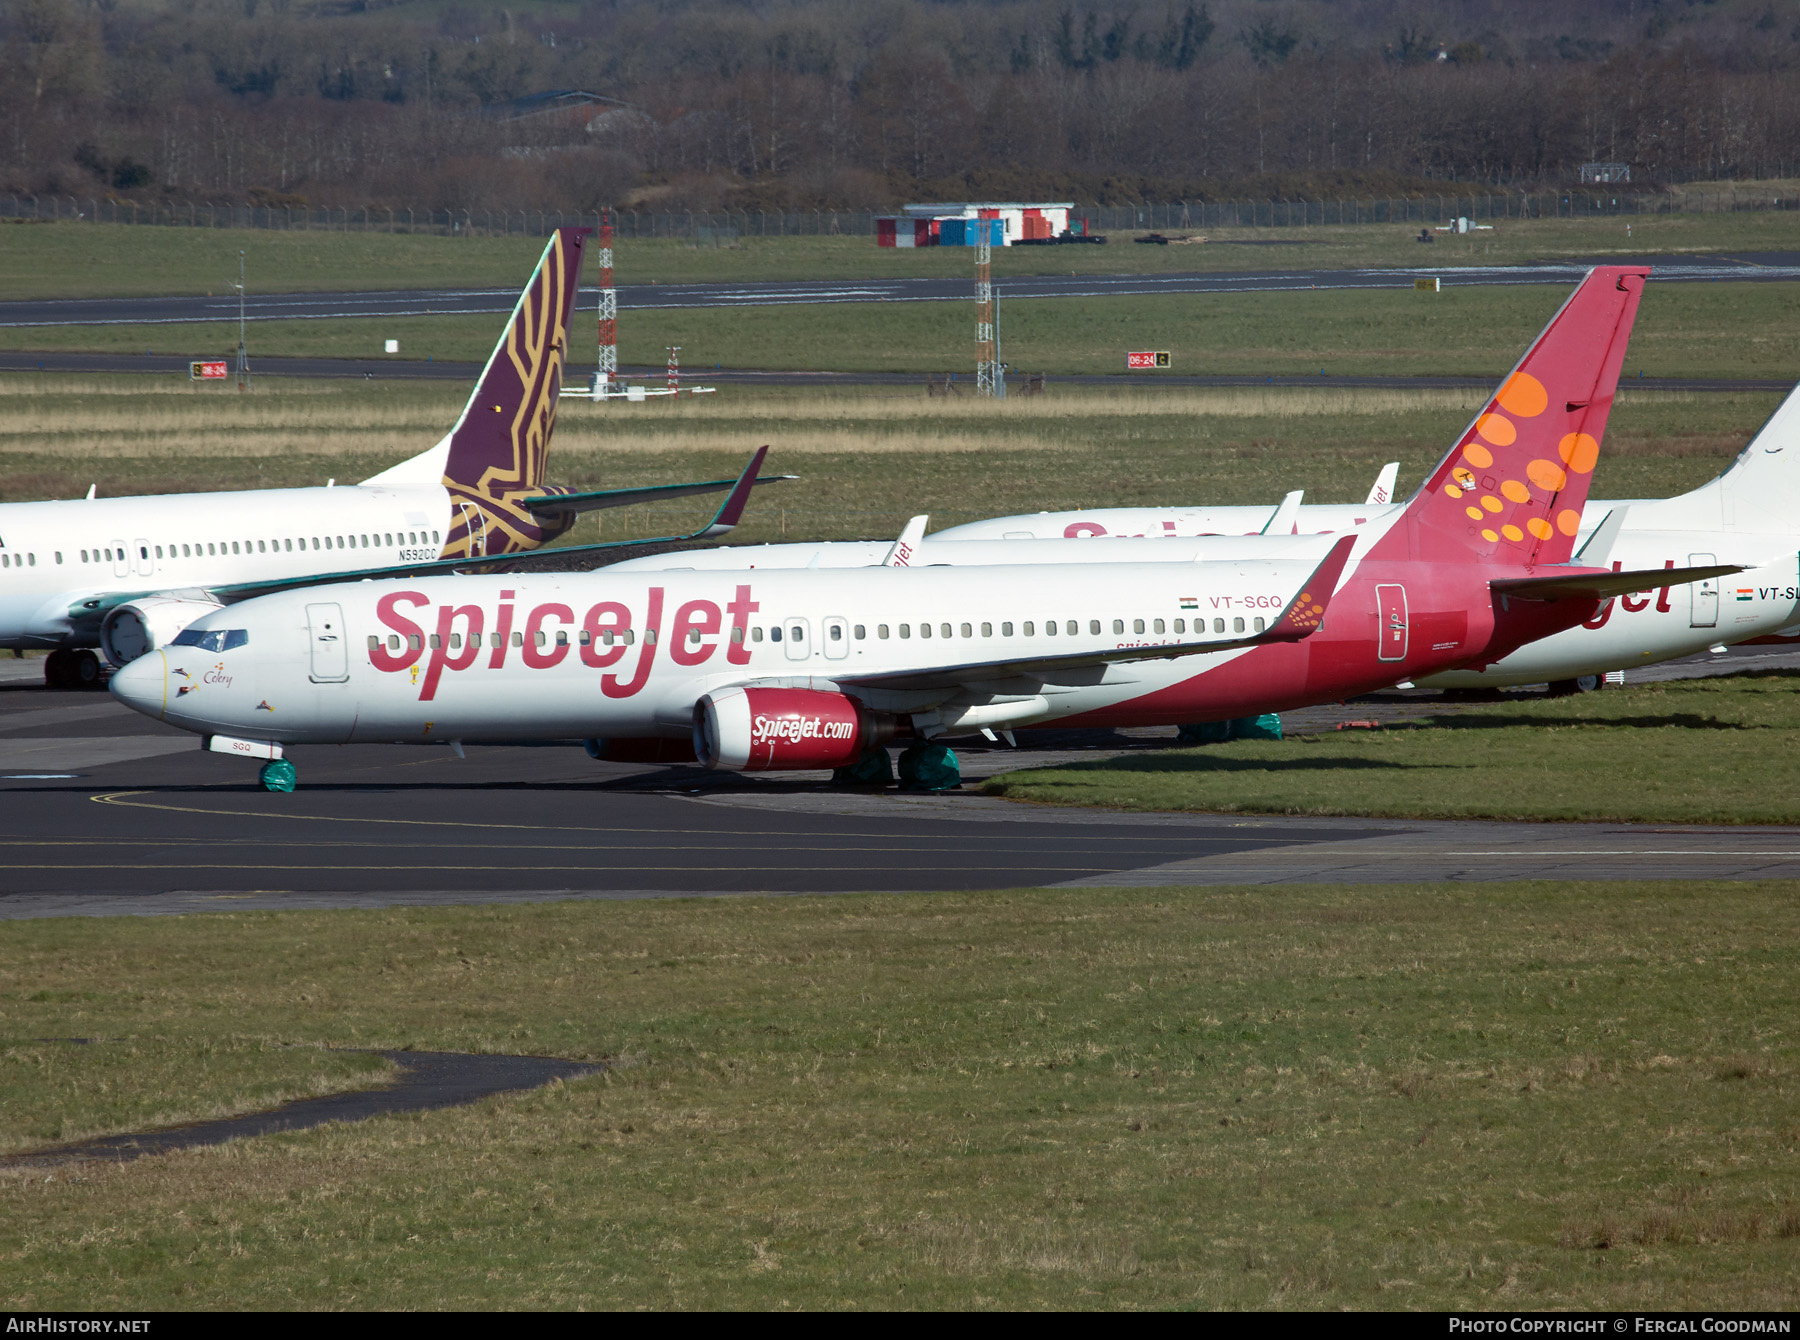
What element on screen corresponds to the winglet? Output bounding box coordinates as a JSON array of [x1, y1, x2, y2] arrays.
[[1365, 462, 1399, 506], [1262, 489, 1304, 535], [1574, 505, 1628, 564], [695, 446, 769, 539], [884, 515, 930, 567], [1261, 535, 1358, 642]]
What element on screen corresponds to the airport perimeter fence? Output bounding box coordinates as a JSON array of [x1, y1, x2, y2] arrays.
[[2, 187, 1797, 239]]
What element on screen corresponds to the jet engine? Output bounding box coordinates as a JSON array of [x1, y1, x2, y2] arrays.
[[693, 687, 884, 772], [99, 596, 227, 666]]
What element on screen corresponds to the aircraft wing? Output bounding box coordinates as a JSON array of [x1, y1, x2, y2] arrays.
[[830, 536, 1355, 693], [518, 461, 796, 516], [204, 447, 772, 603], [1492, 562, 1744, 603]]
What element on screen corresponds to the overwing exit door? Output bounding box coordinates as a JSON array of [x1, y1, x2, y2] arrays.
[[1376, 583, 1408, 661], [306, 602, 350, 683], [1689, 552, 1719, 628]]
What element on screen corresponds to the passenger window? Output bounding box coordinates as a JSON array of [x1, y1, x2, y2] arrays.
[[771, 626, 783, 642], [828, 624, 842, 641], [789, 626, 802, 643], [920, 623, 932, 639], [751, 627, 763, 642], [512, 631, 524, 647], [1154, 619, 1165, 633], [731, 627, 744, 643], [55, 552, 62, 564], [1068, 621, 1079, 635], [600, 631, 615, 646], [229, 542, 238, 555], [1112, 619, 1124, 634], [1254, 617, 1266, 632], [1174, 618, 1185, 633], [686, 629, 701, 644], [385, 534, 393, 546], [878, 625, 890, 639], [1213, 618, 1225, 633], [450, 633, 462, 649], [980, 622, 991, 637], [429, 634, 441, 649], [957, 623, 969, 638], [1088, 620, 1100, 635], [899, 624, 910, 639], [490, 632, 503, 648], [433, 531, 440, 543], [388, 634, 401, 651], [1023, 621, 1033, 635], [367, 635, 380, 651], [556, 630, 569, 646], [1134, 619, 1145, 634], [154, 546, 163, 559], [625, 630, 636, 645], [312, 538, 320, 550], [579, 630, 592, 645], [535, 631, 548, 647], [285, 539, 293, 552], [1044, 620, 1055, 636], [854, 625, 866, 639], [1002, 622, 1013, 636], [1234, 617, 1245, 633]]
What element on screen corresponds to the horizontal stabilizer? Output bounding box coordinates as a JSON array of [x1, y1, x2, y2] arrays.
[[207, 448, 775, 601], [519, 471, 796, 516], [1492, 562, 1743, 603]]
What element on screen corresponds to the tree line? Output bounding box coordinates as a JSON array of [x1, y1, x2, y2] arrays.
[[3, 0, 1797, 214]]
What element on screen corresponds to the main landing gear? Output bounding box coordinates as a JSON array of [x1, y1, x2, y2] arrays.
[[897, 740, 961, 791], [259, 759, 298, 793], [43, 649, 103, 690]]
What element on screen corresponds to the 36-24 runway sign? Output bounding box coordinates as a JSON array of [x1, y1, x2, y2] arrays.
[[1127, 350, 1171, 370]]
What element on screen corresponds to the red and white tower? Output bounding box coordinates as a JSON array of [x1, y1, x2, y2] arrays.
[[594, 208, 617, 397]]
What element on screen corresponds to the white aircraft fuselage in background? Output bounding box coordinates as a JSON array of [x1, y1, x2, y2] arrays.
[[615, 385, 1800, 689]]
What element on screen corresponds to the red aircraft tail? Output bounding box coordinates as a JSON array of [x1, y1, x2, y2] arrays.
[[1400, 266, 1648, 565]]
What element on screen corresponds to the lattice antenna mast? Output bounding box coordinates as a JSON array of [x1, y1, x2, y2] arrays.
[[594, 208, 617, 398], [975, 222, 997, 396]]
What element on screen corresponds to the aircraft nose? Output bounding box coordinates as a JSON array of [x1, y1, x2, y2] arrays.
[[108, 650, 167, 721]]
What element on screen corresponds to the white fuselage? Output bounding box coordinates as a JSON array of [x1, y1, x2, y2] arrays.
[[109, 556, 1339, 747], [0, 485, 451, 652]]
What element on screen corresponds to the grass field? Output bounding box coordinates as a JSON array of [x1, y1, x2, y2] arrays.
[[985, 673, 1800, 825], [3, 207, 1798, 298], [2, 879, 1796, 1308], [7, 279, 1798, 383], [0, 380, 1776, 544]]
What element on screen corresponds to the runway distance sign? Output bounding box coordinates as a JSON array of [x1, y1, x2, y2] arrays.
[[1126, 350, 1172, 370], [189, 360, 229, 381]]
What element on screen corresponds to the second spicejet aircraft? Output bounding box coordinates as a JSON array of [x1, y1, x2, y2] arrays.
[[109, 266, 1736, 789]]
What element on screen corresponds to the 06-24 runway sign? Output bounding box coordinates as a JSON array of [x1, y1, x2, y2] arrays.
[[1127, 350, 1172, 370]]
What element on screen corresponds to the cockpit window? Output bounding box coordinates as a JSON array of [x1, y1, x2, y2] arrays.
[[170, 628, 250, 652]]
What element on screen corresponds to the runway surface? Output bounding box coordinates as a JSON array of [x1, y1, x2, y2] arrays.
[[3, 645, 1797, 917], [3, 251, 1796, 330], [1, 351, 1785, 394]]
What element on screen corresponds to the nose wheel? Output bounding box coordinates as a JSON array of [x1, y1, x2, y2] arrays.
[[44, 649, 103, 690], [258, 759, 297, 793]]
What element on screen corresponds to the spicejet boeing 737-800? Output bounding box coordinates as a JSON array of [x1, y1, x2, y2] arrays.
[[0, 227, 779, 688], [111, 266, 1739, 790]]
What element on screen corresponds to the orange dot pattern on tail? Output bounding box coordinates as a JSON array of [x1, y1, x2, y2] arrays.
[[1434, 370, 1600, 556]]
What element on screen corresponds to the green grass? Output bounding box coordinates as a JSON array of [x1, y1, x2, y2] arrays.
[[985, 673, 1800, 824], [2, 881, 1797, 1308], [0, 380, 1775, 544], [4, 208, 1799, 298], [7, 279, 1799, 381]]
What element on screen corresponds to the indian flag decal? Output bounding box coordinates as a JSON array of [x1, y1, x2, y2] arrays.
[[1737, 588, 1754, 601], [1179, 596, 1199, 609]]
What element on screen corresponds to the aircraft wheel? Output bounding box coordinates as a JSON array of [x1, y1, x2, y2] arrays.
[[43, 650, 72, 689], [1545, 677, 1598, 698], [70, 649, 102, 689], [897, 740, 960, 791], [259, 759, 298, 793], [832, 746, 894, 787]]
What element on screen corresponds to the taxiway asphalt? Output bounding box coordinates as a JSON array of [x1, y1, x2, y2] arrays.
[[3, 646, 1798, 917], [3, 251, 1798, 332]]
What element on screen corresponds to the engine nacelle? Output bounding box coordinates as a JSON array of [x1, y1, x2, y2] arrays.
[[693, 687, 878, 772], [99, 596, 226, 667]]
